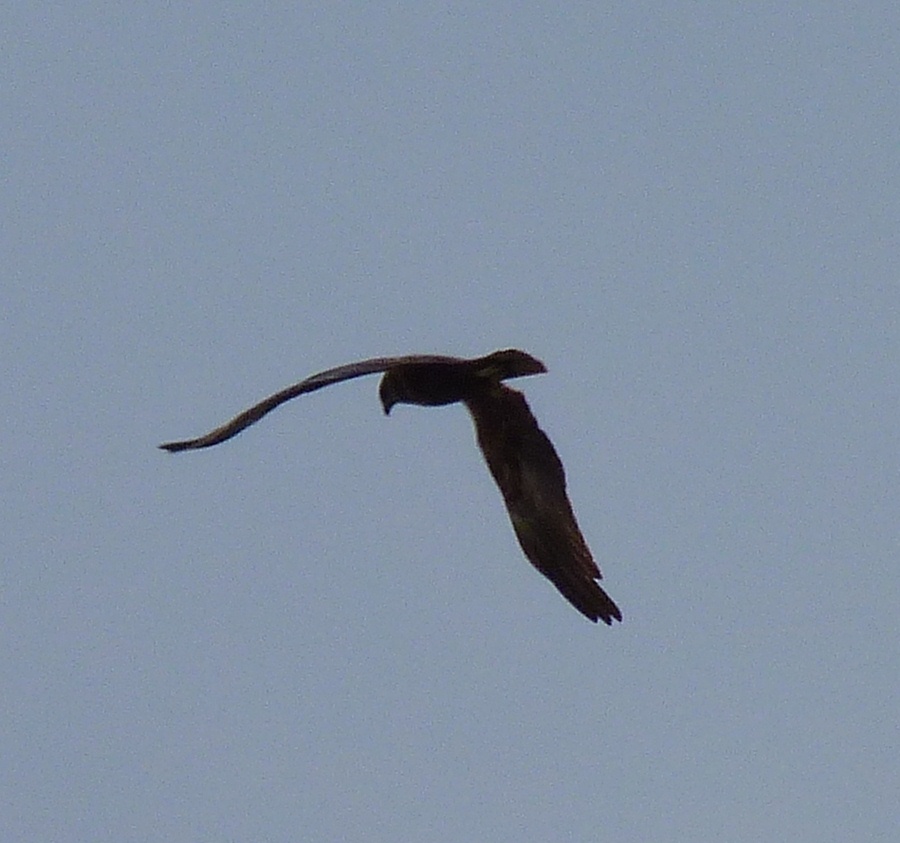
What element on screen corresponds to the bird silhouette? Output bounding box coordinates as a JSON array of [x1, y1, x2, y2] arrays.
[[160, 349, 621, 624]]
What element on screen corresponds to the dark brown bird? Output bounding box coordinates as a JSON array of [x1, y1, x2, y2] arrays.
[[160, 349, 621, 624]]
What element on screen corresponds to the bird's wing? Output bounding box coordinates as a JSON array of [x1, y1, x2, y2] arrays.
[[159, 354, 461, 452], [464, 385, 622, 624]]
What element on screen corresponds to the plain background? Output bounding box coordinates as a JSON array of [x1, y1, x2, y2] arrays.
[[3, 4, 898, 841]]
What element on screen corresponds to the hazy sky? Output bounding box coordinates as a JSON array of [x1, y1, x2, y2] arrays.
[[4, 4, 898, 841]]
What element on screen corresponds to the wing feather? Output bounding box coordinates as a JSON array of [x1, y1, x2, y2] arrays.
[[159, 354, 461, 452], [465, 385, 622, 624]]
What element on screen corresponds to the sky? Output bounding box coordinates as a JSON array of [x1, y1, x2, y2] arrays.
[[3, 3, 898, 841]]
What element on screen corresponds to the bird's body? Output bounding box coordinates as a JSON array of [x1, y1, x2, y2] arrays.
[[161, 349, 621, 624]]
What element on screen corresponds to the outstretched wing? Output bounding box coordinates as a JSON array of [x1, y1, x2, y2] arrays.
[[464, 385, 622, 624], [159, 354, 461, 452]]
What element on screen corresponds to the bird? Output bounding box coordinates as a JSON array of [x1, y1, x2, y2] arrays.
[[160, 349, 621, 624]]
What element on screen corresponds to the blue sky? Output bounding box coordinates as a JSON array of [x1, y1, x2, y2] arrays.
[[3, 4, 898, 841]]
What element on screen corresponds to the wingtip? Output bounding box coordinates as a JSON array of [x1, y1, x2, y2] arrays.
[[598, 608, 623, 625], [575, 587, 622, 625], [584, 609, 622, 625], [597, 597, 623, 625], [159, 440, 191, 453]]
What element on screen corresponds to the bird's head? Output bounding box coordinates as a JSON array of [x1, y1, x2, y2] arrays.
[[378, 370, 404, 415]]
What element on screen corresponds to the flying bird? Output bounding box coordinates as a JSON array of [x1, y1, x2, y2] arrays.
[[160, 349, 621, 624]]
